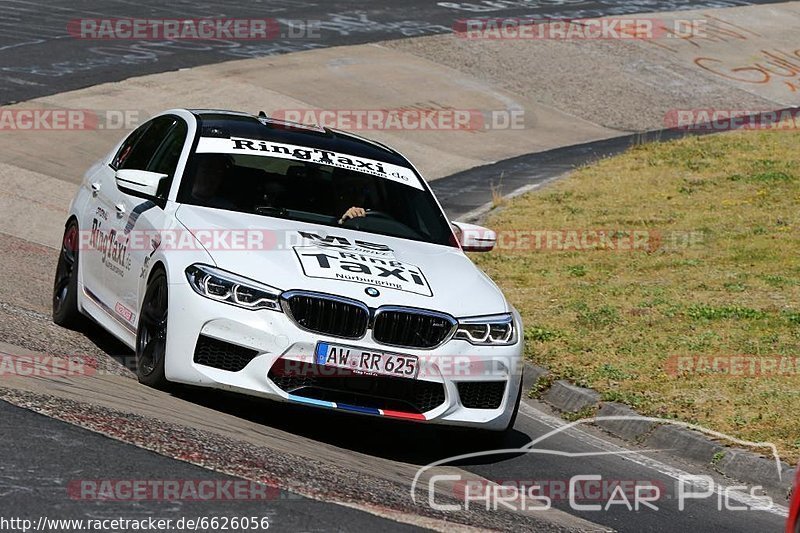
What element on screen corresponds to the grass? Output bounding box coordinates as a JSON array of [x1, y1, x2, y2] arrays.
[[472, 128, 800, 461], [490, 171, 507, 208]]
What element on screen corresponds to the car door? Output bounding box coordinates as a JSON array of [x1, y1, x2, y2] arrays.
[[103, 115, 189, 326], [79, 120, 151, 313]]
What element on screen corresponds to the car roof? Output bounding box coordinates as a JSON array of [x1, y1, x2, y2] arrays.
[[188, 109, 411, 168]]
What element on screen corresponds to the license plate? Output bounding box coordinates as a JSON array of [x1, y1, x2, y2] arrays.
[[315, 342, 419, 379]]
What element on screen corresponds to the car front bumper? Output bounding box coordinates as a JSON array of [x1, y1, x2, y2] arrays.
[[164, 281, 524, 430]]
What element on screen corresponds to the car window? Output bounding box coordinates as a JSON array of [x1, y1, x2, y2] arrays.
[[111, 121, 150, 170], [118, 116, 177, 171], [147, 120, 188, 198]]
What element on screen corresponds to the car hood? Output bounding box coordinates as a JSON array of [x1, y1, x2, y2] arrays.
[[175, 205, 508, 317]]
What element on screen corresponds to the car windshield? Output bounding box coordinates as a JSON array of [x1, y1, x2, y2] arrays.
[[177, 138, 456, 247]]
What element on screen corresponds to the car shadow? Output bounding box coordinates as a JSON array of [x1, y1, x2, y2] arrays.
[[172, 385, 530, 466], [75, 320, 135, 370]]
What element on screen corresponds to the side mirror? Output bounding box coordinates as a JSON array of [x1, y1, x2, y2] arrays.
[[452, 221, 496, 252], [115, 169, 167, 200]]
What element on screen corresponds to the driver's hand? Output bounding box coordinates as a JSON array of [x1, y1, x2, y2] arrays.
[[338, 206, 366, 224]]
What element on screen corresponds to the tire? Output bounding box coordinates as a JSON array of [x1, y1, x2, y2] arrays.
[[136, 269, 170, 389], [52, 220, 83, 329]]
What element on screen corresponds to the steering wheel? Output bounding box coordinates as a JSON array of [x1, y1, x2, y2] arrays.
[[340, 210, 393, 228], [362, 210, 393, 220]]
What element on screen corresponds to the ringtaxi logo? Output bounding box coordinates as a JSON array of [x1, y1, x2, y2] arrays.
[[453, 17, 707, 40]]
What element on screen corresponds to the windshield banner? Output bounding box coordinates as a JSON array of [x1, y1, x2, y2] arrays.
[[197, 136, 424, 190]]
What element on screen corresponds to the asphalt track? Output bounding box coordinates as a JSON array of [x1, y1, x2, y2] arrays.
[[0, 0, 788, 105], [145, 382, 789, 532], [0, 0, 794, 532], [0, 400, 425, 532]]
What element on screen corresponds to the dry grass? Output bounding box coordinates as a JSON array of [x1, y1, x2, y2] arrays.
[[473, 129, 800, 461], [490, 171, 507, 208]]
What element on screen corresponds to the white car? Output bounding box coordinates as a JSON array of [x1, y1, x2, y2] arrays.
[[53, 109, 524, 433]]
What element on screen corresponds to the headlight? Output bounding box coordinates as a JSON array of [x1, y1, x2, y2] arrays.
[[454, 313, 516, 345], [185, 264, 281, 311]]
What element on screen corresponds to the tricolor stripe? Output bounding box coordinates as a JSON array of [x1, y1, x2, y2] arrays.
[[337, 403, 380, 415], [287, 394, 336, 409], [286, 394, 427, 421], [381, 409, 426, 421]]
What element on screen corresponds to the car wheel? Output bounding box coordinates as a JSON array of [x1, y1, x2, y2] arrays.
[[52, 220, 83, 329], [136, 269, 170, 389]]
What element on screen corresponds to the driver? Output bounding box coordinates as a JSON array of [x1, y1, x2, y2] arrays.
[[335, 172, 372, 224], [339, 206, 366, 224]]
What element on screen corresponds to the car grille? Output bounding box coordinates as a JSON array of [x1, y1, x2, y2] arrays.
[[373, 309, 455, 348], [282, 292, 368, 339], [268, 361, 446, 413], [193, 335, 259, 372], [457, 381, 506, 409]]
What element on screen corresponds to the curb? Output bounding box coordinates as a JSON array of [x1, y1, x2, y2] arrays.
[[523, 362, 794, 495], [436, 105, 800, 221], [543, 380, 600, 414]]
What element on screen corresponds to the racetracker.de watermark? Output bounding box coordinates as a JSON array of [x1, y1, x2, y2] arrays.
[[666, 355, 800, 377], [66, 18, 320, 40], [73, 228, 705, 254], [79, 227, 280, 254], [270, 356, 523, 379], [664, 108, 800, 131], [272, 108, 526, 131], [486, 229, 704, 253], [0, 353, 525, 380], [0, 109, 145, 131], [67, 479, 285, 501], [0, 355, 97, 378], [453, 17, 707, 40]]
